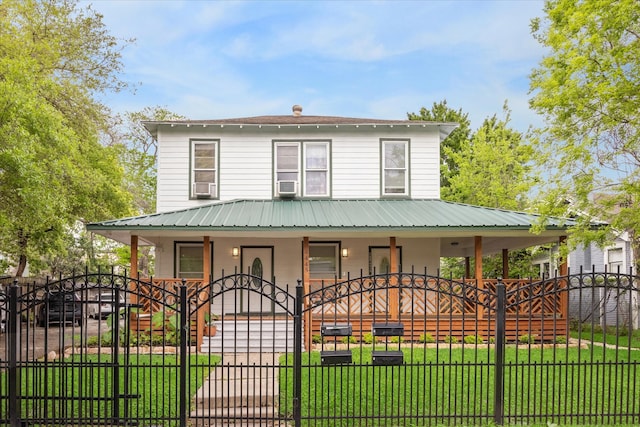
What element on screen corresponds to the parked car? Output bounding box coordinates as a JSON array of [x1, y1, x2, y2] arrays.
[[37, 290, 83, 327], [89, 292, 125, 319]]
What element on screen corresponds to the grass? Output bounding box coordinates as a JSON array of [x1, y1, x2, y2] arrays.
[[569, 323, 640, 348], [280, 345, 640, 426], [7, 353, 219, 426]]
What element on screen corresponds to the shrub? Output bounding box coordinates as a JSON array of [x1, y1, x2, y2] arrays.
[[519, 334, 536, 344], [390, 336, 404, 344], [418, 333, 436, 343], [312, 334, 322, 344], [443, 335, 458, 344], [555, 335, 567, 344], [362, 332, 375, 344], [464, 335, 484, 344], [341, 336, 357, 344], [86, 334, 113, 347]]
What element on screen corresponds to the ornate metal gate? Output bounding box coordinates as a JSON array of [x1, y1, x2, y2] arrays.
[[1, 270, 639, 426], [188, 272, 297, 426]]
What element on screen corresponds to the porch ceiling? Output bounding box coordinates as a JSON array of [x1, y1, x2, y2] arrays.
[[87, 199, 579, 256]]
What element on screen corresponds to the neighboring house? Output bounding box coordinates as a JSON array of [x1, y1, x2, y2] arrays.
[[532, 232, 638, 329], [87, 106, 574, 344]]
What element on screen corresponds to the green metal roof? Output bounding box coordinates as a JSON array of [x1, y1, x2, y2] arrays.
[[87, 199, 574, 232]]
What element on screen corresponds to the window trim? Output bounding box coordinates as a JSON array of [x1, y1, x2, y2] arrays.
[[606, 246, 624, 272], [190, 139, 219, 199], [380, 138, 410, 197], [173, 241, 214, 279], [273, 140, 331, 198]]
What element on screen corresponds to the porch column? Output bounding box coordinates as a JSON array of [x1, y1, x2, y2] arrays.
[[131, 235, 139, 278], [390, 237, 399, 321], [474, 236, 483, 280], [197, 236, 211, 349], [475, 236, 484, 323], [502, 249, 509, 279], [203, 236, 211, 282], [559, 236, 569, 322], [129, 235, 139, 306], [303, 237, 311, 352]]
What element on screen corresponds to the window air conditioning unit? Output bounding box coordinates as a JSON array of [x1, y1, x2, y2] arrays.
[[193, 182, 215, 198], [277, 180, 297, 197]]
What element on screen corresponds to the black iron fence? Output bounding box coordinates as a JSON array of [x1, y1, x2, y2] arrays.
[[0, 270, 639, 426]]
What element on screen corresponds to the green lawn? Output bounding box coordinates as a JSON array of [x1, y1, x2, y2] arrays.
[[280, 345, 640, 426], [6, 353, 219, 426], [570, 325, 640, 348]]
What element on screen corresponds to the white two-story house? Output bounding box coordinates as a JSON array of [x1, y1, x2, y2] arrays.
[[88, 105, 573, 345]]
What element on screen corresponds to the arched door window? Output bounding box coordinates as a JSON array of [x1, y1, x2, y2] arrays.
[[251, 257, 263, 287]]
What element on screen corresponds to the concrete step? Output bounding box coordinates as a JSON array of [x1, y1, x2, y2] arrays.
[[201, 336, 298, 353], [217, 321, 294, 331], [207, 333, 296, 341], [201, 342, 295, 353], [200, 319, 302, 353]]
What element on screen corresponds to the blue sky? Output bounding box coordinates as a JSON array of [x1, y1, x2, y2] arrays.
[[88, 0, 547, 132]]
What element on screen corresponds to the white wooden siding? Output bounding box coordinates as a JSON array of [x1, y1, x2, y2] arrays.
[[410, 130, 441, 199], [219, 136, 273, 200], [332, 136, 381, 199], [156, 126, 442, 211]]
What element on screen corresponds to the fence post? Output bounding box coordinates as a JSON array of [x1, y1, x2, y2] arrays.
[[179, 281, 188, 427], [293, 280, 303, 427], [493, 278, 506, 425], [8, 282, 19, 427]]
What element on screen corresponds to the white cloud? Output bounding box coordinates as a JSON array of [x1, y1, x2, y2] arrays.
[[87, 0, 547, 133]]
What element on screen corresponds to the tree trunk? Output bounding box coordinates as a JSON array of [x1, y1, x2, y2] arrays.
[[15, 230, 28, 277]]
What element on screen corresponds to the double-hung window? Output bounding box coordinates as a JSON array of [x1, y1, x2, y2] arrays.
[[382, 139, 409, 196], [275, 141, 329, 197], [304, 143, 329, 196], [191, 140, 218, 198]]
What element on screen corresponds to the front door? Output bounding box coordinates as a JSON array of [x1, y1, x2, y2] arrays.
[[241, 246, 274, 314]]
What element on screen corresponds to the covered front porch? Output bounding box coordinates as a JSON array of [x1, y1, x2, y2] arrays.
[[86, 199, 573, 350]]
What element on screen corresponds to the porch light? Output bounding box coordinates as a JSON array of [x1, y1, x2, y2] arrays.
[[232, 247, 239, 257], [341, 248, 349, 258]]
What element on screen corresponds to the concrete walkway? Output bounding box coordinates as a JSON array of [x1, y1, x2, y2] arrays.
[[191, 353, 290, 426]]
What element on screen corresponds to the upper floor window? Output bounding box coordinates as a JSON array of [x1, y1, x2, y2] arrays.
[[381, 140, 409, 196], [191, 140, 218, 199], [275, 141, 329, 197]]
